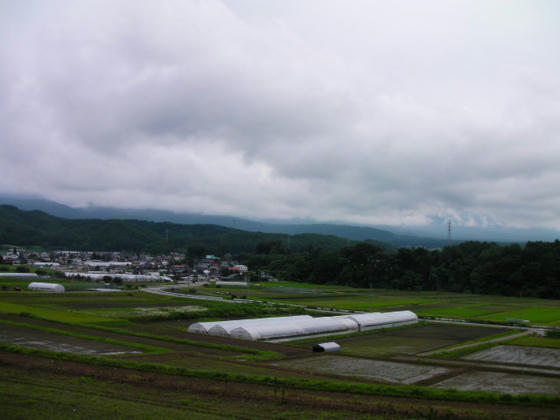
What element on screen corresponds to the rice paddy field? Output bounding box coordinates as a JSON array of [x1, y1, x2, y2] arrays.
[[2, 277, 560, 418]]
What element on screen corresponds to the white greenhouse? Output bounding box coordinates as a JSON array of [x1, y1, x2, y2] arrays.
[[187, 315, 313, 335], [345, 311, 418, 331], [28, 282, 65, 292], [207, 315, 312, 337], [230, 316, 359, 341], [188, 311, 418, 342]]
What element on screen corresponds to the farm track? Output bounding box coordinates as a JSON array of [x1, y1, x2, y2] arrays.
[[143, 286, 352, 314], [2, 352, 559, 419], [417, 330, 532, 356]]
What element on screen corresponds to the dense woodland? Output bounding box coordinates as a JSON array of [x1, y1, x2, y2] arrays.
[[243, 241, 560, 299], [2, 205, 560, 299]]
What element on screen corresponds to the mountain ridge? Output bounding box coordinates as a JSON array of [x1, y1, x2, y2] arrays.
[[0, 196, 459, 248], [4, 195, 557, 246], [0, 204, 365, 254]]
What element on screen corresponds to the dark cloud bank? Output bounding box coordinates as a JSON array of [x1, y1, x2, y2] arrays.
[[1, 1, 560, 230]]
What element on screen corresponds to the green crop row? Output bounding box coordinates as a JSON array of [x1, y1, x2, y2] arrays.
[[1, 342, 559, 407], [0, 302, 126, 325]]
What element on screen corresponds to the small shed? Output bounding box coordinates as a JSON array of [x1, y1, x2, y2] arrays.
[[313, 342, 340, 353], [28, 282, 65, 292]]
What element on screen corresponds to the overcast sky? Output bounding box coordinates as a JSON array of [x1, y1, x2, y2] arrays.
[[1, 1, 559, 229]]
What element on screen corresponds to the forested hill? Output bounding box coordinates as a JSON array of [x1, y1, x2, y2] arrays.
[[0, 205, 365, 254]]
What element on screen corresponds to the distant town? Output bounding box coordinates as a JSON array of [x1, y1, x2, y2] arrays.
[[0, 248, 274, 286]]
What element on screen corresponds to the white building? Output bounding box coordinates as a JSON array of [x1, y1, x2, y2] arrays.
[[64, 272, 172, 282]]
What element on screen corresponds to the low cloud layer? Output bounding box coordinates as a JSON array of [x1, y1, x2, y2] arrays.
[[1, 1, 560, 228]]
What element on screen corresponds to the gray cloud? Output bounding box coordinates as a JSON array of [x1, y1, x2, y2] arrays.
[[1, 0, 560, 229]]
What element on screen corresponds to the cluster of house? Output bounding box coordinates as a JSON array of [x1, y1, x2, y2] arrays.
[[1, 248, 260, 283], [170, 255, 248, 279]]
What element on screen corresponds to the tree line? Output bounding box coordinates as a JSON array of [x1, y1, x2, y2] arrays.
[[242, 240, 560, 299]]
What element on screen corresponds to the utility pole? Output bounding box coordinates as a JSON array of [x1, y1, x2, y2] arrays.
[[447, 220, 451, 242]]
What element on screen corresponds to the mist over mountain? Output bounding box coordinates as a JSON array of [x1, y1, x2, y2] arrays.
[[0, 195, 442, 247], [1, 195, 559, 247], [385, 216, 560, 243]]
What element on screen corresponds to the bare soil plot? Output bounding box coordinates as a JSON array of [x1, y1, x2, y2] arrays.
[[272, 354, 450, 384], [0, 324, 140, 355], [464, 345, 560, 368], [433, 371, 560, 395], [326, 323, 509, 357]]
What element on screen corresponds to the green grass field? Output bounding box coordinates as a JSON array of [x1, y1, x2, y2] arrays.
[[3, 279, 560, 418], [194, 281, 560, 326], [0, 301, 125, 325]]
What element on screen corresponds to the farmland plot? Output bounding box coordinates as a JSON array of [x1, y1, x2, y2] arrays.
[[464, 345, 560, 368], [433, 371, 560, 395], [272, 355, 450, 384], [0, 324, 141, 355], [322, 323, 509, 357]]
